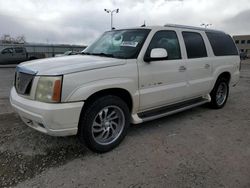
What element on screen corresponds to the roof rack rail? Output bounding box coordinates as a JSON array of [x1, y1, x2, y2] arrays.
[[164, 24, 204, 30]]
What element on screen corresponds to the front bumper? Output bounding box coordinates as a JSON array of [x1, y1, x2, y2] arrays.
[[10, 87, 84, 136]]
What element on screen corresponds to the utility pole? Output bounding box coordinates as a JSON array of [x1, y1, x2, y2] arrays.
[[104, 8, 119, 30]]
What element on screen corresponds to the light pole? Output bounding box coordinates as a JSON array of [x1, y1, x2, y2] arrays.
[[201, 23, 212, 29], [104, 8, 119, 30]]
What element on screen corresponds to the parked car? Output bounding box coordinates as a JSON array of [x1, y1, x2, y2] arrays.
[[240, 52, 247, 60], [10, 25, 240, 152], [0, 47, 45, 65]]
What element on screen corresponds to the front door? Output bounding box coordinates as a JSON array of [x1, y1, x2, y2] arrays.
[[138, 30, 187, 111], [0, 48, 15, 64]]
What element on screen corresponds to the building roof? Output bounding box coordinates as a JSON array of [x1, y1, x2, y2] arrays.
[[233, 35, 250, 38]]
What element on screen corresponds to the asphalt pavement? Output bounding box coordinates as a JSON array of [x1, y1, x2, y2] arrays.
[[0, 61, 250, 188]]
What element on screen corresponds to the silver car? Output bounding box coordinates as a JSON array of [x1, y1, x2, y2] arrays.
[[0, 47, 27, 65]]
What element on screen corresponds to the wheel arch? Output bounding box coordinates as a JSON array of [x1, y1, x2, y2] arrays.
[[209, 71, 230, 109], [210, 71, 231, 93], [217, 71, 231, 84], [83, 88, 133, 112], [77, 88, 134, 135]]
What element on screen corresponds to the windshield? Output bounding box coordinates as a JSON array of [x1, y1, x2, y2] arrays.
[[83, 29, 150, 59]]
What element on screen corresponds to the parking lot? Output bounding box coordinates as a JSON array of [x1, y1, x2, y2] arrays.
[[0, 61, 250, 188]]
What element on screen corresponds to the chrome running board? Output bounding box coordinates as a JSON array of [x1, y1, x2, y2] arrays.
[[138, 96, 210, 123]]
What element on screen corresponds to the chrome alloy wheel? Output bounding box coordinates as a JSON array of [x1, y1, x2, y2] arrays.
[[91, 105, 125, 145], [216, 82, 228, 106]]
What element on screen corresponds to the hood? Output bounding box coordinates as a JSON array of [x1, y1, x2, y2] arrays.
[[18, 55, 126, 75]]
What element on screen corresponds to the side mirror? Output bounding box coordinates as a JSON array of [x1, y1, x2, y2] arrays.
[[144, 48, 168, 62], [151, 48, 168, 59]]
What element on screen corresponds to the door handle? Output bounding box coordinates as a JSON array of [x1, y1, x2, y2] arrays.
[[204, 64, 210, 69], [179, 66, 187, 72]]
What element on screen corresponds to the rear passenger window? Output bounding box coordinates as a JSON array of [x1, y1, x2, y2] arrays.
[[14, 48, 24, 53], [182, 32, 207, 59], [145, 30, 181, 60], [206, 32, 238, 56]]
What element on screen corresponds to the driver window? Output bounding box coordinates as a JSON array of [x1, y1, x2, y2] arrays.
[[146, 30, 181, 60]]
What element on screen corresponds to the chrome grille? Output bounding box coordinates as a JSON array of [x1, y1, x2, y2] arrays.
[[15, 72, 34, 95]]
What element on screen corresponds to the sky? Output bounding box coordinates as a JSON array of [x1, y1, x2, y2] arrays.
[[0, 0, 249, 45]]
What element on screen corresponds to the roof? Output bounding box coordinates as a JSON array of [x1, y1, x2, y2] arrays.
[[120, 24, 225, 34]]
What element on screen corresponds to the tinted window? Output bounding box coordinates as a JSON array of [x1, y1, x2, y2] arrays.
[[2, 48, 13, 54], [206, 32, 238, 56], [145, 30, 181, 60], [14, 48, 24, 53], [247, 40, 250, 44], [235, 40, 239, 44], [182, 32, 207, 59], [241, 40, 245, 44]]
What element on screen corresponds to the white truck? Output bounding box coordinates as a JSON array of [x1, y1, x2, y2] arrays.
[[10, 25, 240, 152]]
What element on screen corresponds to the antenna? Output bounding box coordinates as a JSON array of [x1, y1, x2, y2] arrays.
[[141, 20, 146, 27]]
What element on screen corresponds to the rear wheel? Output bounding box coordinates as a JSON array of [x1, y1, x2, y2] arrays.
[[209, 77, 229, 109], [78, 95, 130, 153]]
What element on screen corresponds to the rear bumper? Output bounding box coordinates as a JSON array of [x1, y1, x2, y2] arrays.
[[10, 87, 84, 136]]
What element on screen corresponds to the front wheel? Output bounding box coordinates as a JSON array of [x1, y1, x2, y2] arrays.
[[209, 77, 229, 109], [78, 96, 130, 153]]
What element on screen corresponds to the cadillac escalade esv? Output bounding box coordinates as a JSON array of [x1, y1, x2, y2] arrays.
[[10, 25, 240, 152]]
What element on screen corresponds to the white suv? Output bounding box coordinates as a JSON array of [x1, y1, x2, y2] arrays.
[[10, 25, 240, 152]]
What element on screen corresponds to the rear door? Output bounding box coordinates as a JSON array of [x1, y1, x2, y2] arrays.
[[14, 47, 27, 63], [182, 31, 213, 98]]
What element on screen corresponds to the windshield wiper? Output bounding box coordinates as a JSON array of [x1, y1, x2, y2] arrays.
[[91, 53, 114, 58], [82, 52, 125, 59], [81, 52, 91, 55]]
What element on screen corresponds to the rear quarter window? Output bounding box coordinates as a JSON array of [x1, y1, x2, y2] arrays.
[[206, 32, 238, 56]]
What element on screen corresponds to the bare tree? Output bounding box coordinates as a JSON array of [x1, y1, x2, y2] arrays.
[[16, 35, 26, 44], [0, 34, 26, 44], [1, 34, 12, 43]]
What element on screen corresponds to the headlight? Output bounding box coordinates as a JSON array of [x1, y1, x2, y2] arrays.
[[35, 76, 62, 103]]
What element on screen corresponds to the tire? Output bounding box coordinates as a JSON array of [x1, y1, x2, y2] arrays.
[[29, 57, 37, 60], [78, 95, 130, 153], [209, 77, 229, 109]]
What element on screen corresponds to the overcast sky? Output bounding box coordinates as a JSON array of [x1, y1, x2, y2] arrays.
[[0, 0, 249, 45]]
